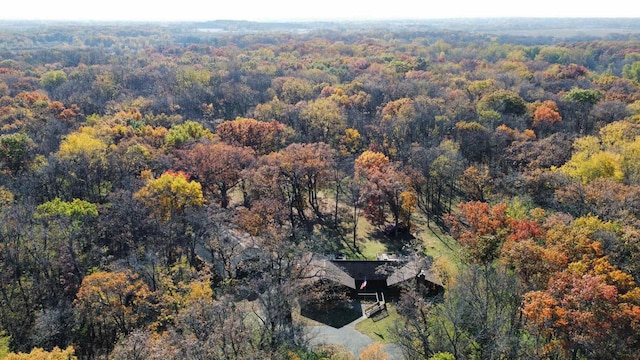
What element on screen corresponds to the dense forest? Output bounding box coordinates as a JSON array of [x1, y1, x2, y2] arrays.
[[1, 19, 640, 359]]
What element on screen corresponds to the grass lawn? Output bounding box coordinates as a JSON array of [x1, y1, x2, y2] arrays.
[[354, 303, 400, 344], [348, 209, 461, 280], [358, 238, 387, 259], [412, 212, 461, 280], [313, 189, 460, 272]]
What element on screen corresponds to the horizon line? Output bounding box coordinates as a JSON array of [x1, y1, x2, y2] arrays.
[[1, 16, 639, 24]]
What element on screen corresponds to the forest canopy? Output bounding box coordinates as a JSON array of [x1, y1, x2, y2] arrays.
[[1, 19, 640, 359]]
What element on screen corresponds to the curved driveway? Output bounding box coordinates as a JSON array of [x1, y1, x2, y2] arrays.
[[306, 316, 405, 359]]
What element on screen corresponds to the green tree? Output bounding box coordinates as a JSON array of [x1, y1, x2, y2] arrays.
[[299, 97, 347, 144], [0, 133, 35, 176], [0, 331, 10, 358], [165, 121, 213, 149], [36, 198, 98, 219], [622, 61, 640, 83], [270, 77, 313, 104], [40, 70, 68, 92], [477, 89, 527, 127], [429, 352, 455, 360], [563, 88, 604, 134], [558, 136, 624, 184], [34, 198, 99, 292], [564, 88, 603, 106]]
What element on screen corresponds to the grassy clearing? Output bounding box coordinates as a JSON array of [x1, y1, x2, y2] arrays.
[[232, 186, 461, 275], [358, 238, 386, 259], [348, 208, 460, 278], [411, 212, 461, 280], [354, 303, 400, 344], [337, 212, 382, 259]]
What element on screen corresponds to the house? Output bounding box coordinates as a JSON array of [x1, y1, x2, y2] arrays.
[[311, 255, 443, 298]]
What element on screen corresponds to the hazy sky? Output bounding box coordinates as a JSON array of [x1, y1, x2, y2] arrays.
[[1, 0, 638, 22]]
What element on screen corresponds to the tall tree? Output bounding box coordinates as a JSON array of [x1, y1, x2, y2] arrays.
[[445, 201, 509, 265], [216, 117, 292, 155], [34, 198, 99, 295], [355, 150, 416, 233], [531, 100, 562, 135], [73, 270, 151, 358], [409, 140, 464, 226], [0, 132, 35, 176], [563, 88, 604, 134], [50, 127, 112, 202], [134, 170, 205, 263], [298, 97, 347, 144], [396, 265, 526, 360], [455, 121, 491, 164], [246, 142, 335, 231], [134, 170, 204, 222], [179, 142, 254, 208]]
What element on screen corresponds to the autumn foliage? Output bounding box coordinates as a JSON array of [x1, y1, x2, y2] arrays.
[[1, 19, 640, 360], [445, 200, 640, 358], [532, 100, 562, 128], [134, 170, 205, 221]]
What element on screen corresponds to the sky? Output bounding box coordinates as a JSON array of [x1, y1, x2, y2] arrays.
[[1, 0, 638, 22]]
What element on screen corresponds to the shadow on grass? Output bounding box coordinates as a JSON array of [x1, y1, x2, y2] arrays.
[[369, 229, 416, 256], [300, 301, 363, 328], [412, 214, 455, 251]]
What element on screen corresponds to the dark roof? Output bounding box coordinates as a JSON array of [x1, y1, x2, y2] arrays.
[[312, 258, 356, 289], [310, 256, 442, 289], [330, 260, 406, 282], [388, 259, 442, 287]]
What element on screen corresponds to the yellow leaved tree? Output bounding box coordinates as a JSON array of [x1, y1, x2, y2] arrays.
[[4, 346, 76, 360], [73, 270, 151, 356], [558, 120, 640, 185], [134, 170, 204, 222]]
